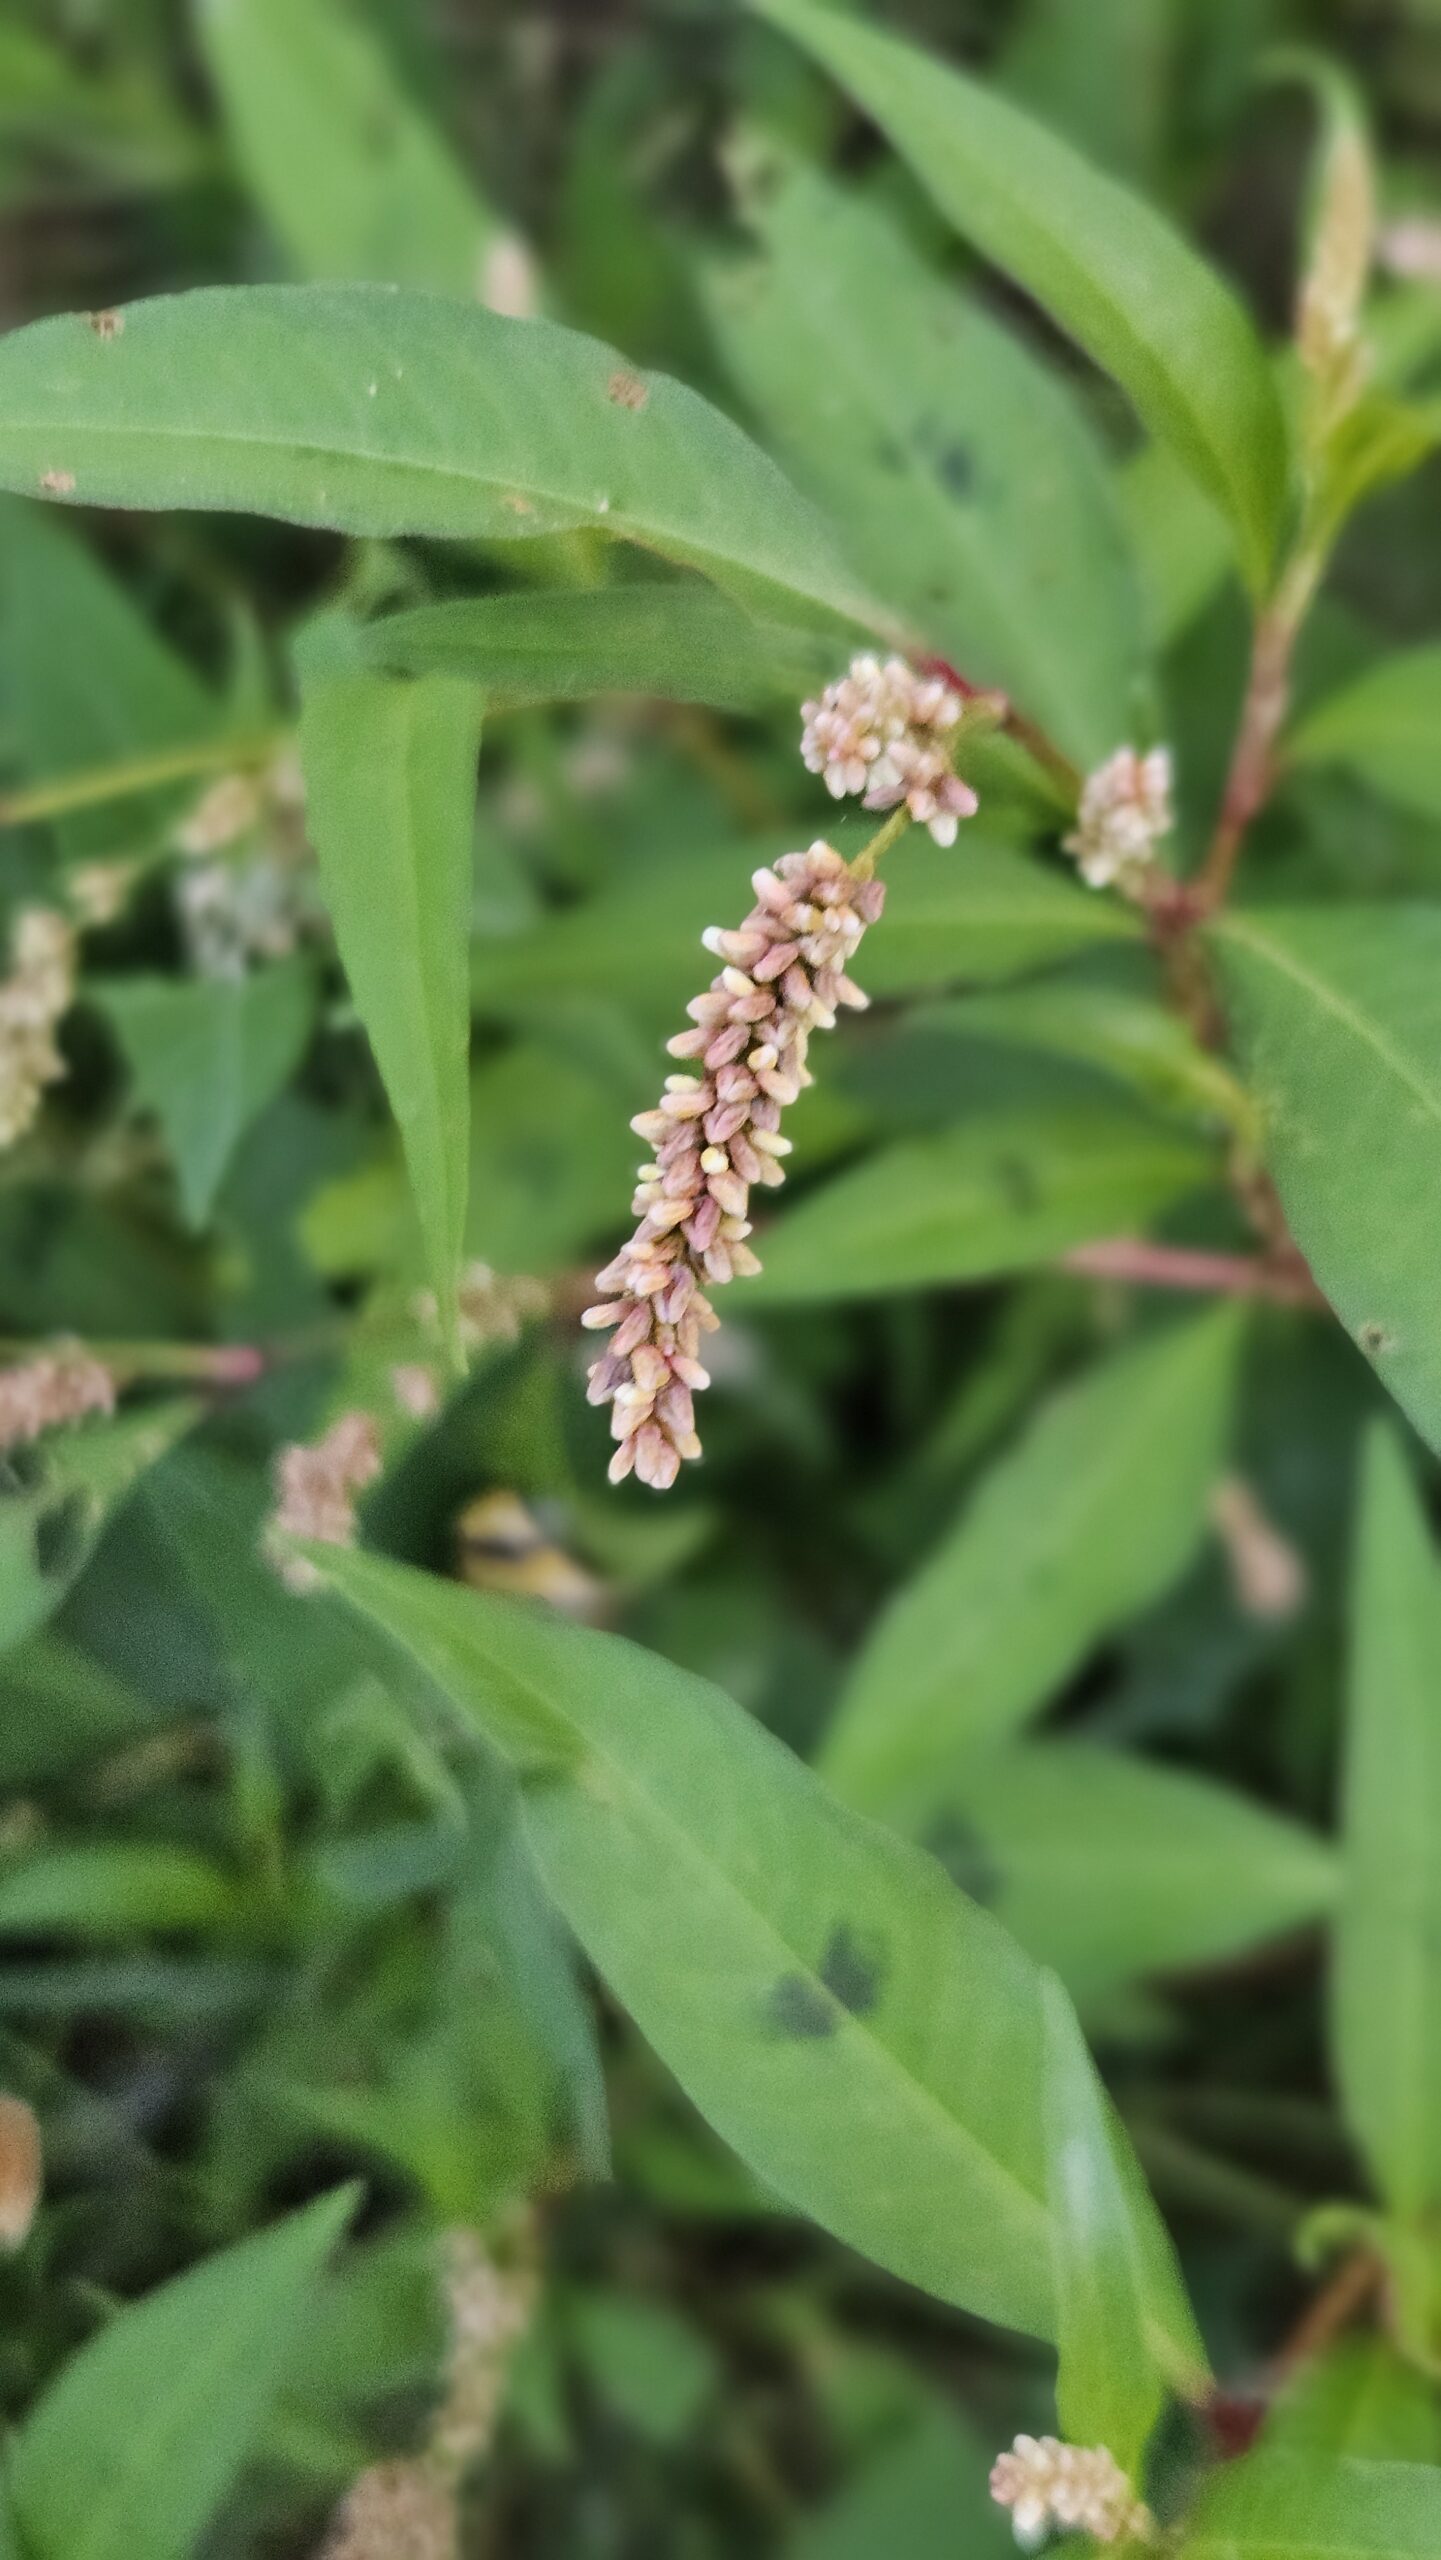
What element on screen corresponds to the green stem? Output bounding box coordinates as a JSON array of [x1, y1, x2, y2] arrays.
[[0, 729, 289, 831], [850, 805, 913, 878]]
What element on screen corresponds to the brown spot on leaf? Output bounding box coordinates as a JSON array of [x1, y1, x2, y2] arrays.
[[87, 309, 123, 341], [38, 470, 75, 497], [502, 492, 536, 516], [1359, 1320, 1396, 1356], [607, 369, 649, 412]]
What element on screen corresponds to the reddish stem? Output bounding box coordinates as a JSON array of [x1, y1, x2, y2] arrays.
[[1061, 1238, 1324, 1308]]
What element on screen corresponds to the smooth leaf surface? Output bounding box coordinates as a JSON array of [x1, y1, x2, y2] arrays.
[[787, 2404, 1013, 2560], [10, 2187, 356, 2560], [298, 628, 481, 1350], [319, 1546, 1194, 2359], [1267, 2338, 1441, 2466], [940, 1742, 1338, 2004], [746, 1100, 1214, 1309], [1180, 2452, 1441, 2558], [1333, 1425, 1441, 2220], [1043, 1974, 1191, 2467], [821, 1312, 1242, 1822], [364, 581, 831, 710], [1213, 905, 1441, 1450], [199, 0, 507, 293], [753, 0, 1288, 590], [705, 156, 1149, 763], [0, 285, 877, 628], [100, 958, 314, 1226], [0, 495, 222, 857], [1288, 647, 1441, 822]]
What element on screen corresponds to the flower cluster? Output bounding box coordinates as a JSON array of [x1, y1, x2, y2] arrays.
[[1064, 746, 1174, 895], [0, 1347, 115, 1455], [584, 842, 883, 1489], [413, 1259, 551, 1355], [989, 2436, 1154, 2548], [321, 2223, 536, 2560], [174, 749, 323, 979], [269, 1410, 383, 1591], [0, 909, 76, 1149], [801, 653, 979, 845]]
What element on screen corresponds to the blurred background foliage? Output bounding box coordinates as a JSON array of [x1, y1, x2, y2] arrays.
[[1, 0, 1441, 2553]]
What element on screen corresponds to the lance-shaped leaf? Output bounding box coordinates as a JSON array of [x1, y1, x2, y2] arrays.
[[9, 2186, 356, 2560], [1212, 905, 1441, 1452], [1288, 646, 1441, 823], [298, 625, 481, 1354], [704, 155, 1149, 765], [316, 1545, 1196, 2362], [199, 0, 511, 295], [752, 0, 1288, 592], [745, 1101, 1215, 1309], [940, 1742, 1338, 2005], [821, 1312, 1242, 1824], [364, 581, 832, 710], [1332, 1426, 1441, 2222], [100, 958, 314, 1228], [1179, 2452, 1441, 2558], [0, 284, 877, 630], [1042, 1974, 1200, 2472]]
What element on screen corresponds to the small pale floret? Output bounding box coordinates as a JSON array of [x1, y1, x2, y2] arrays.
[[0, 908, 76, 1149], [268, 1410, 383, 1592], [1064, 746, 1174, 896], [0, 1346, 115, 1453], [989, 2435, 1155, 2548], [800, 654, 979, 845]]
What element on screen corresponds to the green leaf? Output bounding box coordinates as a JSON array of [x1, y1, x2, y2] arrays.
[[0, 1844, 240, 1937], [747, 1104, 1215, 1309], [316, 1546, 1191, 2355], [752, 0, 1289, 593], [821, 1312, 1243, 1823], [364, 580, 832, 710], [9, 2186, 356, 2560], [1212, 905, 1441, 1451], [1288, 647, 1441, 823], [998, 0, 1175, 184], [1266, 2338, 1441, 2465], [787, 2404, 1014, 2560], [198, 0, 509, 294], [0, 495, 222, 858], [928, 981, 1255, 1135], [100, 958, 315, 1227], [704, 154, 1149, 764], [1119, 440, 1235, 648], [0, 284, 876, 629], [0, 1402, 199, 1656], [1042, 1973, 1196, 2469], [568, 2292, 719, 2445], [1179, 2451, 1441, 2558], [297, 626, 481, 1352], [940, 1742, 1338, 2004], [1333, 1425, 1441, 2221]]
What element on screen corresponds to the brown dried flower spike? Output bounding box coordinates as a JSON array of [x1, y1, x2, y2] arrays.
[[584, 841, 883, 1489]]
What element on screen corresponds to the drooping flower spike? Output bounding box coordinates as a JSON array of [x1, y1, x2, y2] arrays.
[[583, 841, 884, 1489]]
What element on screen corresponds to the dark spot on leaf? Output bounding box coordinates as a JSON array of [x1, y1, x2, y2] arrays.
[[993, 1152, 1040, 1214], [925, 1813, 1004, 1907], [607, 369, 649, 412], [936, 442, 974, 498], [86, 309, 123, 341], [819, 1922, 884, 2016], [768, 1974, 837, 2039], [1359, 1320, 1396, 1356]]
